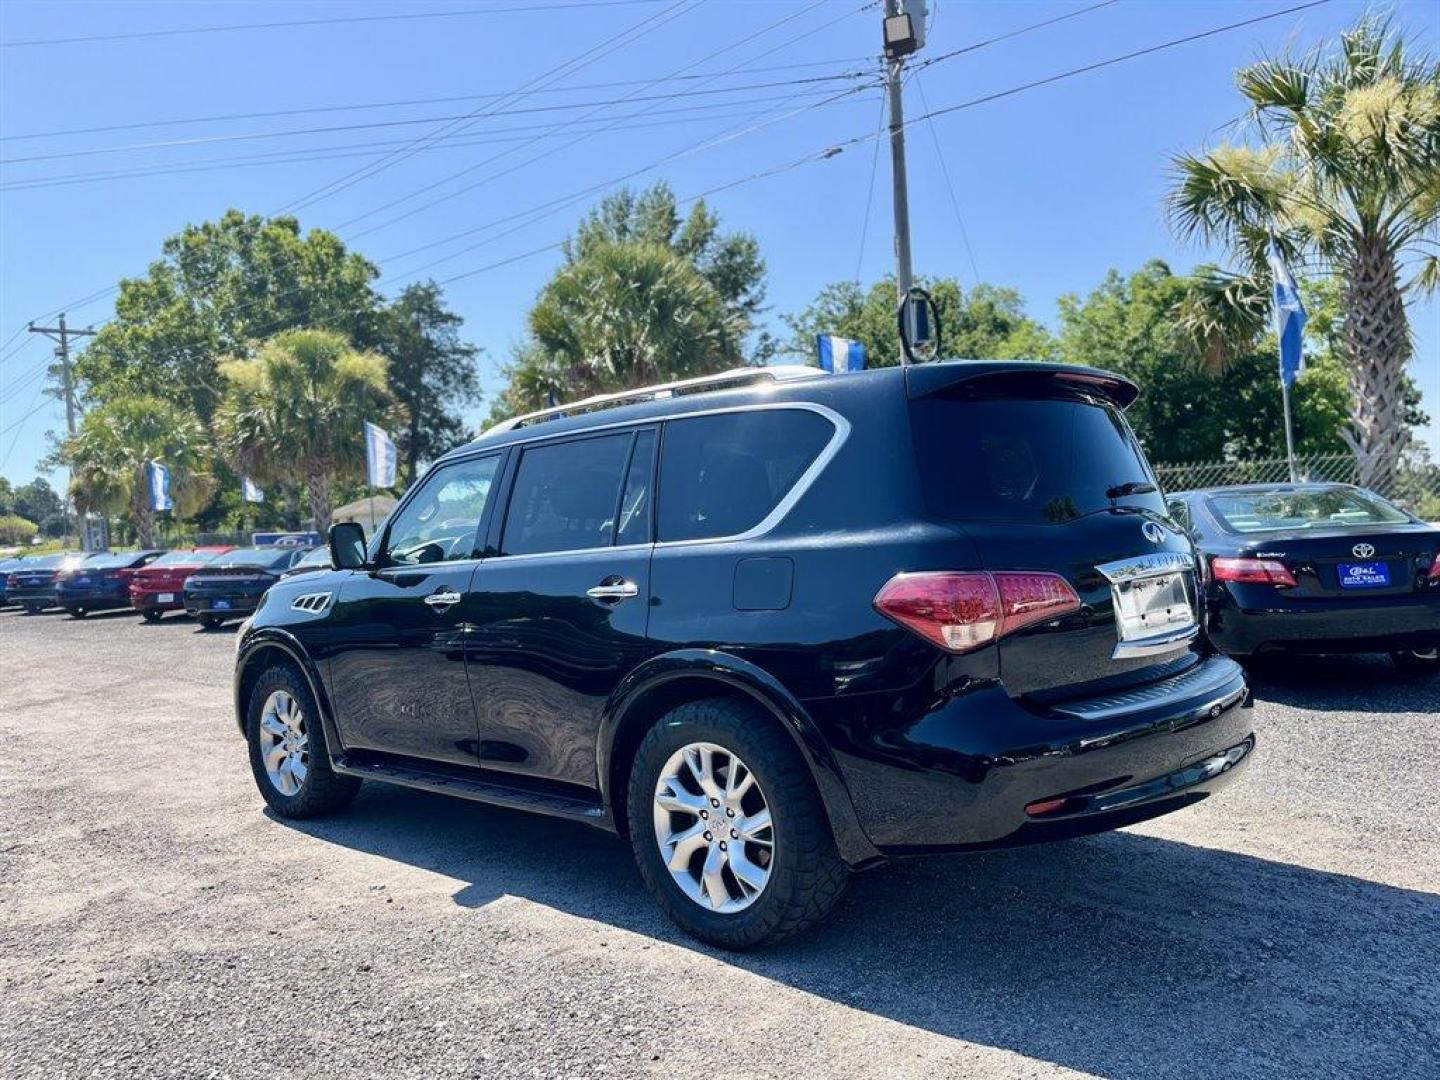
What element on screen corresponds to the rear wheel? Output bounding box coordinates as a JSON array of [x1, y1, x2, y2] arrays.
[[626, 697, 847, 949], [245, 663, 360, 818], [22, 603, 43, 615], [198, 614, 223, 630], [66, 607, 86, 619], [1391, 647, 1440, 675], [140, 609, 163, 623]]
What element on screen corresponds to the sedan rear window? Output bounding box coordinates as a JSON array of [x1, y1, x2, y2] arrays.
[[210, 547, 293, 569], [148, 550, 216, 567], [1205, 488, 1410, 534], [909, 396, 1164, 524]]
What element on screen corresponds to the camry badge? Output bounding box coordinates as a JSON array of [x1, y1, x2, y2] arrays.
[[1141, 521, 1166, 545], [1352, 543, 1376, 559]]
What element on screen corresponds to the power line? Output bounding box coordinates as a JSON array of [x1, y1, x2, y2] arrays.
[[912, 0, 1120, 72], [913, 71, 980, 285], [854, 91, 887, 284], [0, 56, 872, 144], [0, 1, 672, 49]]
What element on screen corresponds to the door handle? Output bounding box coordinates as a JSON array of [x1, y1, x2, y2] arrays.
[[586, 580, 639, 602], [424, 588, 463, 610]]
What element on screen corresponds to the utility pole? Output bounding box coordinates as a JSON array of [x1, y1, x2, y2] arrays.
[[883, 1, 926, 360], [27, 313, 97, 546]]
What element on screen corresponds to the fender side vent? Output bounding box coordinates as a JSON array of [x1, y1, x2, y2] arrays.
[[290, 592, 332, 614]]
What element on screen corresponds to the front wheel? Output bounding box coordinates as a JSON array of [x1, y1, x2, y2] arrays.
[[22, 603, 43, 615], [140, 609, 163, 623], [1391, 647, 1440, 675], [245, 663, 360, 818], [626, 697, 847, 950]]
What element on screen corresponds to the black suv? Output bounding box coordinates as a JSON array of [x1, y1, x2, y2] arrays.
[[234, 362, 1253, 948]]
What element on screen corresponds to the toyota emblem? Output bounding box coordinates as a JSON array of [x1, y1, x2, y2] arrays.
[[1352, 542, 1376, 559], [1142, 521, 1166, 545]]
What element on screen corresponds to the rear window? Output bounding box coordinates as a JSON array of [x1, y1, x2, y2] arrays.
[[910, 396, 1163, 524], [149, 550, 214, 567], [658, 409, 834, 542], [1205, 488, 1410, 534], [81, 553, 135, 569], [211, 547, 292, 569]]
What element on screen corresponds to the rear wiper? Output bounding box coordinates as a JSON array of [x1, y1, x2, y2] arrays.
[[1106, 480, 1157, 499]]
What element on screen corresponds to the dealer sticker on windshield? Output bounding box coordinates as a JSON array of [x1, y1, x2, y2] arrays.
[[1338, 562, 1390, 589]]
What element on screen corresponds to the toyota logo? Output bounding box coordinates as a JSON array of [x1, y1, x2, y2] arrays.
[[1142, 521, 1166, 545], [1352, 543, 1376, 559]]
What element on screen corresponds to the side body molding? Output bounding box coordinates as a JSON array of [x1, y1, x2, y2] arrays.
[[596, 648, 883, 867]]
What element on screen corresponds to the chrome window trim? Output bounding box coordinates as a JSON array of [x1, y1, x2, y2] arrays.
[[475, 402, 849, 562]]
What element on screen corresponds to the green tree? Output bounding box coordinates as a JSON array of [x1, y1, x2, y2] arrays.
[[75, 210, 382, 426], [491, 183, 766, 420], [1056, 261, 1353, 463], [11, 478, 63, 533], [1167, 15, 1440, 488], [783, 275, 1056, 367], [0, 514, 39, 545], [216, 329, 390, 530], [60, 396, 213, 546], [378, 282, 482, 483]]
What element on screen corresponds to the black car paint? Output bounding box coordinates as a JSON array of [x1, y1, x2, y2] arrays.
[[237, 362, 1254, 862], [185, 548, 307, 621], [1168, 486, 1440, 656]]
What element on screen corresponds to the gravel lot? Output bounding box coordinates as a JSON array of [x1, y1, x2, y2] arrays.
[[1, 606, 1436, 1079]]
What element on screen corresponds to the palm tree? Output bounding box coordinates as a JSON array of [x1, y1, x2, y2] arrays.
[[62, 395, 213, 546], [216, 329, 390, 530], [1167, 16, 1439, 489]]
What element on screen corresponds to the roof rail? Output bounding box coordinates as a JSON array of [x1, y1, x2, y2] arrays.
[[484, 365, 827, 435]]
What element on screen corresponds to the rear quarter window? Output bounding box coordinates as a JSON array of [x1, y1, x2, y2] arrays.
[[658, 409, 834, 542]]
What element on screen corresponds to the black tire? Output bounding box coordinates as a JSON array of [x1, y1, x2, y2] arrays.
[[245, 662, 360, 819], [198, 614, 223, 630], [141, 609, 163, 623], [626, 697, 847, 950], [22, 603, 43, 615], [1391, 647, 1440, 675], [67, 607, 86, 619]]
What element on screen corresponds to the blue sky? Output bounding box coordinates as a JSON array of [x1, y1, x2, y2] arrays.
[[2, 0, 1436, 488]]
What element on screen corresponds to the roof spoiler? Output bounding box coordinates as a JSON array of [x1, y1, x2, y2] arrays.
[[904, 361, 1139, 410]]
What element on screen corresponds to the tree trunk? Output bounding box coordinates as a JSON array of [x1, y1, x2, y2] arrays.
[[305, 462, 333, 533], [131, 484, 155, 548], [1341, 236, 1412, 493]]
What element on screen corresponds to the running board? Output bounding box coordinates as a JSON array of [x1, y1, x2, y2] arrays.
[[332, 754, 611, 829]]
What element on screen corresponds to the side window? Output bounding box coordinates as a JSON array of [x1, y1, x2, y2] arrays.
[[502, 432, 633, 556], [658, 409, 834, 543], [1167, 498, 1193, 533], [616, 429, 657, 546], [384, 455, 500, 566]]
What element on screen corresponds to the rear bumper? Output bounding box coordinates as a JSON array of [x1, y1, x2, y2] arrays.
[[185, 594, 260, 618], [56, 585, 129, 610], [8, 587, 57, 608], [130, 587, 187, 612], [816, 655, 1253, 854], [1207, 586, 1440, 656]]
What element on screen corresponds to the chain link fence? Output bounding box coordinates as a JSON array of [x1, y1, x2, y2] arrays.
[[1153, 451, 1440, 521]]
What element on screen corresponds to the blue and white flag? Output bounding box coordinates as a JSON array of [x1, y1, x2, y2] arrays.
[[148, 461, 173, 512], [364, 420, 398, 489], [817, 334, 867, 374], [241, 476, 265, 504], [1268, 241, 1308, 389]]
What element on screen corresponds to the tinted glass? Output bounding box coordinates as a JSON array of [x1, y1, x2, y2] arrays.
[[292, 546, 331, 569], [616, 429, 657, 546], [210, 547, 293, 569], [658, 410, 833, 542], [82, 553, 138, 569], [1166, 499, 1193, 532], [149, 550, 216, 567], [910, 397, 1165, 524], [386, 455, 500, 565], [503, 433, 632, 556], [1205, 487, 1410, 534]]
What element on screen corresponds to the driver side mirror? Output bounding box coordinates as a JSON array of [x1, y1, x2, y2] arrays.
[[329, 521, 369, 570]]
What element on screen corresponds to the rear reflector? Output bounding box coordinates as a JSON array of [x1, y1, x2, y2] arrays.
[[874, 570, 1082, 654], [1025, 796, 1075, 817], [1210, 557, 1297, 587]]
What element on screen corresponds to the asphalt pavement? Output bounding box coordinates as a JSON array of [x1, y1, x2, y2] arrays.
[[1, 606, 1436, 1079]]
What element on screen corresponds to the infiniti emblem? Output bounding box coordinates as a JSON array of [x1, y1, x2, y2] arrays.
[[1352, 543, 1376, 559], [1141, 521, 1166, 545]]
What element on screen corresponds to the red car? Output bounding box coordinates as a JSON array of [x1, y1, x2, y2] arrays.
[[129, 546, 233, 621]]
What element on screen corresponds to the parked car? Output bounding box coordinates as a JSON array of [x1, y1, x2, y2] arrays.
[[234, 363, 1254, 948], [0, 556, 28, 606], [185, 546, 309, 629], [278, 545, 331, 579], [7, 552, 98, 614], [56, 549, 165, 617], [1167, 483, 1440, 672], [129, 546, 234, 622]]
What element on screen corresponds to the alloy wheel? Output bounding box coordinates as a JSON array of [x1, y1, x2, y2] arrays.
[[258, 690, 310, 797], [652, 742, 774, 913]]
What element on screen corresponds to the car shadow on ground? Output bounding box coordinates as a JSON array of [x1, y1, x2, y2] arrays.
[[277, 784, 1439, 1080], [1242, 651, 1438, 713]]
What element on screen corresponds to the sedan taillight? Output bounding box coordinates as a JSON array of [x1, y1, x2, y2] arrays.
[[874, 571, 1082, 654], [1429, 552, 1440, 582], [1210, 557, 1298, 587]]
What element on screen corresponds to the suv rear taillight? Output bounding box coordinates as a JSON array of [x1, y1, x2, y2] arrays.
[[1210, 557, 1297, 587], [1429, 552, 1440, 582], [874, 571, 1082, 654]]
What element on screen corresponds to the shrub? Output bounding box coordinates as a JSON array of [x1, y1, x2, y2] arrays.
[[0, 514, 40, 545]]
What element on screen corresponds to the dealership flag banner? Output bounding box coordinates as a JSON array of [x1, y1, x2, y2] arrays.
[[1269, 241, 1308, 389], [364, 421, 398, 489], [148, 461, 173, 512], [242, 476, 265, 503], [816, 334, 866, 374]]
